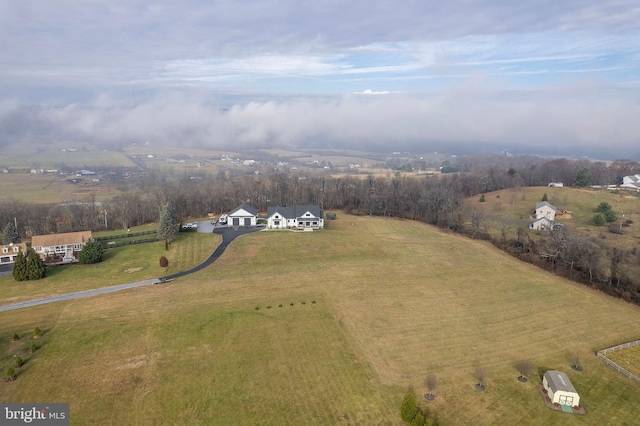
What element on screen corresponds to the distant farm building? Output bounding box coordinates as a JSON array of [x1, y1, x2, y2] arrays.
[[548, 182, 564, 187], [543, 370, 580, 408]]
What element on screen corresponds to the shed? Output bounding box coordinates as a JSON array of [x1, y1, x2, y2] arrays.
[[543, 370, 580, 407]]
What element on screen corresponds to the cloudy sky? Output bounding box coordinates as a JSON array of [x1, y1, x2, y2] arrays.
[[1, 1, 639, 157]]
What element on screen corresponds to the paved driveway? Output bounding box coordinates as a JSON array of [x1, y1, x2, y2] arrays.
[[0, 226, 263, 312]]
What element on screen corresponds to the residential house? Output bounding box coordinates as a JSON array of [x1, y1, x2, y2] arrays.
[[266, 205, 324, 230], [32, 231, 92, 264], [543, 370, 580, 408], [535, 201, 556, 221], [621, 175, 640, 191], [0, 242, 27, 265], [227, 204, 258, 227]]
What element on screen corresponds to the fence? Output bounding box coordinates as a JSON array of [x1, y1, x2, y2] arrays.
[[102, 237, 158, 248], [596, 340, 640, 382], [94, 230, 157, 241]]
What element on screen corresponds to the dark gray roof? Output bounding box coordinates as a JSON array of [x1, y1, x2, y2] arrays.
[[544, 370, 578, 394], [267, 205, 323, 219], [229, 203, 258, 217]]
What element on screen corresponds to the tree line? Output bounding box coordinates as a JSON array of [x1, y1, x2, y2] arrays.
[[1, 156, 639, 303]]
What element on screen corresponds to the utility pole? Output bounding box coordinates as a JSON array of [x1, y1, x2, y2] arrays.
[[104, 209, 108, 229]]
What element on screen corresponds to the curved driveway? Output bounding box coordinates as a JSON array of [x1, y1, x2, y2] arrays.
[[0, 226, 262, 313]]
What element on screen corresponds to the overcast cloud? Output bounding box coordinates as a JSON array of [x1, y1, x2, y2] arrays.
[[1, 1, 639, 158]]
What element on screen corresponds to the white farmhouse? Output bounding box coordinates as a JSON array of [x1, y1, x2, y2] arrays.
[[543, 370, 580, 408], [266, 205, 324, 230]]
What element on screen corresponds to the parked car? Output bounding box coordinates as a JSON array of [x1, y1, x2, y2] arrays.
[[182, 222, 197, 229]]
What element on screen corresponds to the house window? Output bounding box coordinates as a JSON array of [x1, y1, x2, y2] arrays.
[[13, 247, 19, 252], [74, 244, 81, 249], [35, 246, 42, 252], [1, 248, 7, 253], [0, 256, 9, 263], [274, 220, 280, 226]]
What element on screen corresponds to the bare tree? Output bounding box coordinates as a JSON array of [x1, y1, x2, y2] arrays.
[[425, 374, 437, 400], [516, 360, 533, 382], [475, 364, 486, 390], [571, 351, 583, 371]]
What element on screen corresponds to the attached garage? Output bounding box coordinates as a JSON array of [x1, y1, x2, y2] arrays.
[[543, 370, 580, 408]]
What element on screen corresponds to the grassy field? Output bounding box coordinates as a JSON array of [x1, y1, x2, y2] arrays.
[[0, 143, 134, 169], [606, 345, 640, 378], [0, 172, 123, 203], [0, 231, 218, 306], [1, 215, 640, 424]]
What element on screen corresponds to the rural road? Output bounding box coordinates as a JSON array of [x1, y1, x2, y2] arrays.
[[0, 225, 263, 313]]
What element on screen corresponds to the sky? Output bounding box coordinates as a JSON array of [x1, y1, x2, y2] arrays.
[[1, 1, 639, 158]]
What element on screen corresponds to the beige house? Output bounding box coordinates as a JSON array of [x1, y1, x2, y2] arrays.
[[535, 201, 556, 221], [32, 231, 92, 264], [543, 370, 580, 408], [0, 242, 27, 265]]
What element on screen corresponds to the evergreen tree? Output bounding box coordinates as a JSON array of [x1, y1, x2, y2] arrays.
[[400, 389, 419, 423], [2, 222, 20, 244], [574, 168, 591, 187], [25, 248, 46, 280], [78, 239, 105, 264], [158, 202, 178, 249], [12, 251, 27, 281], [411, 412, 426, 426], [541, 193, 548, 202]]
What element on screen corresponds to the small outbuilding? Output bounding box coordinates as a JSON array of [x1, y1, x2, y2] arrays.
[[543, 370, 580, 408]]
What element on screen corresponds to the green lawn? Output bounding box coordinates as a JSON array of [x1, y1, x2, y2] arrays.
[[1, 215, 639, 425], [0, 232, 218, 305]]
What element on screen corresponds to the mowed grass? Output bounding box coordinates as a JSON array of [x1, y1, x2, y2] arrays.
[[0, 232, 218, 305], [606, 345, 640, 378], [1, 215, 640, 425]]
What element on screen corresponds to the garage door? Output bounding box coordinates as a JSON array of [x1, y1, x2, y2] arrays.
[[244, 218, 251, 226], [233, 217, 240, 226]]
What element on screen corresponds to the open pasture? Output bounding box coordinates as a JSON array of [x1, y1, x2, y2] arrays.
[[0, 143, 134, 169], [1, 215, 639, 424]]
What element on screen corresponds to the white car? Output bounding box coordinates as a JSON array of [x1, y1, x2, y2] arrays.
[[182, 222, 197, 229]]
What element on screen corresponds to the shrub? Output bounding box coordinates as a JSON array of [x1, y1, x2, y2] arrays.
[[479, 194, 486, 202], [411, 412, 426, 426], [6, 367, 16, 381], [255, 307, 259, 310], [592, 213, 606, 226], [159, 256, 169, 267], [34, 327, 42, 338], [12, 333, 20, 341], [30, 342, 37, 353], [14, 357, 23, 368]]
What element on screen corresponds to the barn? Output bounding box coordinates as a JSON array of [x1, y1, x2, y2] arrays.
[[543, 370, 580, 408]]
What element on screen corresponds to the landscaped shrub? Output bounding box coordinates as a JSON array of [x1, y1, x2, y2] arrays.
[[14, 357, 23, 368], [34, 327, 42, 338], [592, 213, 606, 226], [30, 342, 37, 353], [6, 367, 16, 381], [159, 256, 169, 267], [411, 412, 426, 426], [12, 333, 20, 341]]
